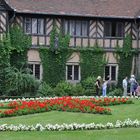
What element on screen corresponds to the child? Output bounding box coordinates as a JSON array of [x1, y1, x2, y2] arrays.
[[102, 80, 107, 97]]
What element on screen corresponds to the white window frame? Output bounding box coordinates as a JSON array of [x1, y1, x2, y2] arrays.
[[66, 63, 81, 83], [28, 62, 43, 80], [104, 64, 118, 82]]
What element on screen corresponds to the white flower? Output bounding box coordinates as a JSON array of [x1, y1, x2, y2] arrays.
[[0, 119, 139, 131], [106, 122, 114, 129], [35, 123, 45, 131], [132, 119, 140, 127]]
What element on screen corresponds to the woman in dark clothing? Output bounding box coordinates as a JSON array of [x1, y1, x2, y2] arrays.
[[95, 76, 101, 96]]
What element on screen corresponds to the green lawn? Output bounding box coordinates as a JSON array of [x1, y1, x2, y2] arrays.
[[0, 99, 140, 140]]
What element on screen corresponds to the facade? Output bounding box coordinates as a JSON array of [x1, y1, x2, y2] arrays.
[[1, 0, 140, 83]]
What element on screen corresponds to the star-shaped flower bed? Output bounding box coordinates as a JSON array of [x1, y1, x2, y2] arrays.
[[0, 97, 133, 118]]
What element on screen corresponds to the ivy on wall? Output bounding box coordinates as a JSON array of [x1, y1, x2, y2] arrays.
[[80, 46, 106, 80], [39, 26, 106, 86], [40, 48, 71, 87], [0, 26, 32, 95], [39, 26, 71, 87], [0, 34, 12, 95], [9, 25, 31, 69], [116, 34, 134, 87], [40, 47, 106, 86]]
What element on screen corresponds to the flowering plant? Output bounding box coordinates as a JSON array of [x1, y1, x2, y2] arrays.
[[0, 96, 134, 118], [0, 119, 139, 131], [0, 97, 112, 117]]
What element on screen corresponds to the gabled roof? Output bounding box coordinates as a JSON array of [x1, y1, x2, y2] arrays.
[[5, 0, 140, 19]]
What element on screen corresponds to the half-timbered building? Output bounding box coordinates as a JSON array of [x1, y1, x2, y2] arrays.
[[1, 0, 140, 83]]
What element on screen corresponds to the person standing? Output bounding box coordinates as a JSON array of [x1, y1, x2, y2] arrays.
[[106, 75, 111, 92], [102, 80, 107, 97], [95, 76, 101, 96], [122, 76, 128, 96], [129, 75, 136, 96]]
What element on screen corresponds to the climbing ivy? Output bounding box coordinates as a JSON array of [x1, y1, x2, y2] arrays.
[[39, 48, 70, 87], [40, 47, 106, 87], [0, 34, 12, 95], [0, 26, 32, 96], [80, 46, 106, 80], [0, 34, 11, 67], [39, 24, 106, 86], [116, 34, 134, 87], [39, 26, 71, 87], [9, 25, 31, 69]]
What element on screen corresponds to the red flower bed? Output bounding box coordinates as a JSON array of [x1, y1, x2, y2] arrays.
[[45, 97, 111, 114], [0, 97, 133, 118], [0, 97, 112, 117], [90, 97, 133, 106]]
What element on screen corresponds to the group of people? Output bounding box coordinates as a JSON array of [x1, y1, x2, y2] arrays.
[[123, 75, 140, 96], [95, 76, 110, 97], [95, 74, 140, 97]]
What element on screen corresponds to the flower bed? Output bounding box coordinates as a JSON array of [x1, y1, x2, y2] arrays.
[[0, 96, 134, 118], [0, 97, 111, 117], [0, 96, 139, 103], [90, 97, 133, 106], [0, 119, 139, 131]]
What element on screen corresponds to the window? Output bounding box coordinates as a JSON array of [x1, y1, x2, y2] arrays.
[[25, 18, 44, 34], [105, 65, 118, 81], [32, 18, 37, 34], [25, 18, 31, 34], [64, 20, 88, 37], [104, 22, 124, 37], [66, 64, 80, 81], [28, 63, 41, 79]]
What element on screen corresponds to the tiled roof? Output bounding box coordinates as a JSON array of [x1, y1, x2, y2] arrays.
[[5, 0, 140, 19]]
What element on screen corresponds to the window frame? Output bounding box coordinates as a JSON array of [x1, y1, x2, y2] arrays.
[[66, 63, 81, 83], [104, 21, 124, 38], [64, 19, 89, 37], [104, 64, 118, 81], [24, 17, 45, 35], [28, 62, 42, 80], [24, 18, 31, 34]]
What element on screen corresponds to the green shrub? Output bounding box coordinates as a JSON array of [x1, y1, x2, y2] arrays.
[[4, 67, 40, 96], [81, 76, 96, 95], [84, 89, 96, 96], [37, 82, 54, 97], [72, 83, 85, 96], [107, 83, 117, 93], [54, 81, 73, 96], [108, 88, 123, 96]]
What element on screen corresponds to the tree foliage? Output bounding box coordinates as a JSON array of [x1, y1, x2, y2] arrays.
[[10, 25, 31, 69]]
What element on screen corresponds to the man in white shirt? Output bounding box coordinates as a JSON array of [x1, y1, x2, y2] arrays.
[[122, 77, 128, 96]]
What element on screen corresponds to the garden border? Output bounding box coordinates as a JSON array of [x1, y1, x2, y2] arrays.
[[0, 119, 139, 131]]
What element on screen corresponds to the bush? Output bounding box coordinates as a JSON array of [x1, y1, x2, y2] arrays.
[[81, 76, 96, 95], [4, 67, 40, 96], [53, 81, 73, 96], [84, 89, 96, 96], [72, 83, 85, 96], [37, 82, 54, 97], [108, 88, 123, 96]]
